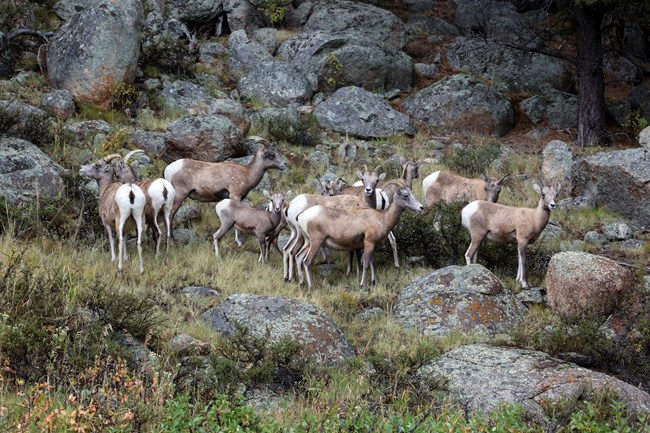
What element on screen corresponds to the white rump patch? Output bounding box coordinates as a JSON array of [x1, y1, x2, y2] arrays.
[[461, 200, 480, 230], [163, 159, 184, 182], [287, 194, 309, 223], [421, 171, 440, 196]]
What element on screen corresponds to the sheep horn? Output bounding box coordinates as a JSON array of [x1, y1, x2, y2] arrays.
[[102, 153, 122, 163], [124, 149, 145, 164]]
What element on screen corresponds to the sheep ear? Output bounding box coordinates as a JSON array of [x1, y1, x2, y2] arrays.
[[285, 190, 292, 200], [556, 183, 561, 194], [481, 174, 489, 183], [378, 172, 386, 181], [356, 171, 364, 180], [533, 183, 542, 194], [263, 190, 271, 199]]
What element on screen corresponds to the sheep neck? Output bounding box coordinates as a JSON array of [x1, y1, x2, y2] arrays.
[[374, 199, 406, 236], [533, 197, 551, 232], [246, 152, 269, 189]]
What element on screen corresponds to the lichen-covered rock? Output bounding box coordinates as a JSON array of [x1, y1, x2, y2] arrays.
[[53, 0, 91, 20], [0, 100, 54, 144], [602, 222, 633, 241], [419, 344, 650, 422], [0, 137, 65, 204], [228, 29, 274, 72], [521, 91, 577, 129], [167, 0, 223, 23], [546, 252, 635, 319], [454, 0, 538, 46], [313, 86, 415, 138], [163, 114, 246, 162], [541, 140, 572, 193], [573, 148, 650, 227], [446, 38, 572, 93], [129, 130, 165, 156], [402, 74, 514, 136], [394, 265, 527, 336], [278, 31, 414, 92], [159, 80, 250, 134], [63, 120, 111, 145], [169, 333, 209, 356], [40, 89, 76, 119], [238, 60, 313, 107], [639, 126, 650, 148], [304, 0, 406, 49], [202, 294, 355, 366], [47, 0, 143, 108]]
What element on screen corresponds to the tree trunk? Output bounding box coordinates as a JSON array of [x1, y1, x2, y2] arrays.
[[574, 2, 610, 147]]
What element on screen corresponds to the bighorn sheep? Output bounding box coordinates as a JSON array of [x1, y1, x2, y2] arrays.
[[295, 188, 424, 288], [163, 137, 287, 243], [213, 190, 290, 263], [422, 171, 510, 208], [461, 182, 560, 288], [114, 150, 176, 261], [282, 166, 386, 281], [79, 155, 146, 273]]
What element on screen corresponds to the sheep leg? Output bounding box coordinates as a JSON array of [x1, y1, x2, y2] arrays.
[[301, 237, 323, 289], [117, 217, 125, 273], [152, 212, 162, 257], [360, 244, 376, 288], [213, 221, 234, 259], [295, 237, 309, 286], [388, 231, 399, 268], [517, 240, 529, 288], [135, 212, 145, 274], [289, 234, 305, 282], [282, 224, 297, 280], [465, 232, 486, 265], [257, 234, 266, 264], [105, 223, 116, 261], [235, 229, 244, 247], [163, 206, 172, 264]]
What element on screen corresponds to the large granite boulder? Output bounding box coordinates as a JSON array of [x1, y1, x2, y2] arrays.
[[419, 344, 650, 422], [238, 60, 314, 107], [446, 38, 573, 93], [0, 137, 65, 204], [303, 0, 406, 49], [573, 148, 650, 227], [403, 74, 514, 136], [0, 100, 54, 145], [546, 252, 635, 319], [394, 265, 527, 336], [314, 86, 415, 138], [521, 90, 577, 129], [163, 114, 246, 162], [201, 294, 355, 366], [40, 89, 77, 119], [278, 31, 414, 93], [639, 126, 650, 148], [46, 0, 143, 108], [167, 0, 223, 23], [541, 140, 573, 193]]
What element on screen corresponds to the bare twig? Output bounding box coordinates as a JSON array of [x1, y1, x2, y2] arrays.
[[6, 29, 54, 43]]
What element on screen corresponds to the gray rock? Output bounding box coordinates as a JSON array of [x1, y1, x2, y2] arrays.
[[278, 31, 414, 93], [414, 63, 438, 78], [286, 0, 314, 27], [53, 0, 91, 20], [167, 0, 223, 23], [602, 222, 632, 241], [229, 30, 273, 72], [47, 0, 143, 108], [314, 86, 415, 138], [40, 89, 76, 119], [129, 130, 165, 156], [181, 285, 219, 298], [521, 91, 577, 129], [201, 294, 355, 366], [143, 78, 161, 91], [198, 41, 228, 63], [573, 148, 650, 227], [172, 228, 199, 245], [239, 60, 313, 107], [621, 239, 645, 250], [584, 231, 606, 245], [253, 28, 279, 55], [0, 100, 54, 144], [169, 333, 209, 356], [419, 344, 650, 422], [607, 100, 632, 126], [164, 114, 246, 162], [222, 0, 258, 31], [603, 51, 639, 83], [541, 140, 573, 193], [304, 0, 406, 49], [546, 252, 635, 319], [63, 120, 111, 145], [0, 137, 66, 205], [394, 264, 527, 336], [516, 287, 545, 307], [402, 73, 514, 136], [406, 15, 460, 38], [174, 204, 202, 225], [630, 86, 650, 121], [639, 126, 650, 148], [113, 330, 159, 373], [0, 33, 15, 78], [446, 38, 572, 93], [356, 307, 383, 321]]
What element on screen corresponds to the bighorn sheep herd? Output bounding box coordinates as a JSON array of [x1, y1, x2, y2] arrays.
[[79, 139, 558, 289]]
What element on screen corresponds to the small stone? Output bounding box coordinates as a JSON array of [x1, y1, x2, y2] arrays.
[[602, 222, 632, 241], [182, 286, 220, 298], [584, 231, 606, 245]]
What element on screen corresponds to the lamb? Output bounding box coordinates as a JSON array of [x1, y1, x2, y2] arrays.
[[461, 182, 560, 288], [79, 154, 146, 273], [422, 171, 510, 208], [295, 188, 424, 288], [213, 190, 290, 263], [114, 149, 176, 261], [282, 166, 386, 281], [163, 137, 287, 241]]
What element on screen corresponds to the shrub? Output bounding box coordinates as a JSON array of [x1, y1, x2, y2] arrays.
[[268, 113, 321, 147], [440, 141, 501, 177]]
